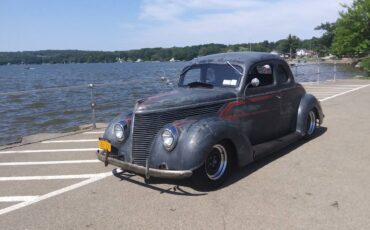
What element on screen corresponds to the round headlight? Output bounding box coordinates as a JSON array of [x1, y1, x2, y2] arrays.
[[161, 126, 178, 151], [113, 121, 129, 142], [114, 123, 124, 141]]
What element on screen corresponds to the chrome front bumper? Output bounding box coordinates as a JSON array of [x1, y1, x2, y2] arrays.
[[96, 150, 193, 179]]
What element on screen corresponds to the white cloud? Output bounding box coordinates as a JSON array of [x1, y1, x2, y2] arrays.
[[139, 0, 184, 21], [139, 0, 263, 21], [123, 0, 353, 49]]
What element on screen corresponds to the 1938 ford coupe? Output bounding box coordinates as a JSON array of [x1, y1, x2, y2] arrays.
[[97, 52, 324, 188]]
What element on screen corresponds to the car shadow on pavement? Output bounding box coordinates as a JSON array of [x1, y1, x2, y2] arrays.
[[113, 127, 327, 194], [112, 168, 208, 196], [222, 126, 328, 189]]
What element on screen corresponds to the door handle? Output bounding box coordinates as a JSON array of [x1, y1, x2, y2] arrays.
[[275, 95, 282, 99]]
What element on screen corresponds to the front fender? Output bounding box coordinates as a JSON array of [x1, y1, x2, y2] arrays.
[[104, 112, 133, 157], [149, 116, 254, 171], [296, 93, 324, 135]]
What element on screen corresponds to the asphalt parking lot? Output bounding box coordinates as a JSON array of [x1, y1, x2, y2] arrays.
[[0, 79, 369, 229]]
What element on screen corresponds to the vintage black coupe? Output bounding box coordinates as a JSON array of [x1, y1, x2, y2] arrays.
[[97, 52, 324, 188]]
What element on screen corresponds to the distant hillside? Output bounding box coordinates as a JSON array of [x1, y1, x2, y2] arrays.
[[0, 37, 326, 65]]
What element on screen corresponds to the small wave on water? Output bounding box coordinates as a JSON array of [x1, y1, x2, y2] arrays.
[[7, 94, 23, 103], [15, 115, 39, 122], [25, 101, 46, 109], [37, 118, 69, 127], [0, 62, 366, 145]]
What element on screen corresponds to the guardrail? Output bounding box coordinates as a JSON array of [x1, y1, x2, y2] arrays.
[[0, 62, 360, 145], [291, 61, 339, 83]]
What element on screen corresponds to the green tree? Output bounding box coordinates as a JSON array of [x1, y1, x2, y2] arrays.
[[331, 0, 370, 56], [314, 22, 336, 55], [276, 34, 301, 57]]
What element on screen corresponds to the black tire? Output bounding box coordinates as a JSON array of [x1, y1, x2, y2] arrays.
[[304, 109, 317, 138], [193, 141, 234, 190]]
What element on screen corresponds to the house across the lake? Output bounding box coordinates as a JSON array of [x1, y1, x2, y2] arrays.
[[296, 49, 316, 57]]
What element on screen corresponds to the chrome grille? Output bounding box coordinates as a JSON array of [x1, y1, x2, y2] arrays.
[[132, 103, 224, 166]]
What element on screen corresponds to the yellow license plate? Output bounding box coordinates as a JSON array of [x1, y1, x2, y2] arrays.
[[98, 139, 111, 152]]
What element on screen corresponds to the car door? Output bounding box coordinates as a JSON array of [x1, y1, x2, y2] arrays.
[[275, 62, 305, 137], [243, 62, 281, 145]]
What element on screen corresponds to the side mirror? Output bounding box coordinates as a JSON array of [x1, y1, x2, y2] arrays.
[[251, 78, 260, 87], [243, 77, 260, 97]]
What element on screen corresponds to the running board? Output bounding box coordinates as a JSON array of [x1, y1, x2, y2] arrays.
[[253, 132, 302, 160]]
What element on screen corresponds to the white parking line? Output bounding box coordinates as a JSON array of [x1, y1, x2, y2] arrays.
[[83, 131, 104, 134], [306, 88, 357, 91], [308, 90, 347, 94], [325, 84, 367, 87], [306, 85, 364, 88], [42, 139, 97, 144], [0, 196, 39, 202], [0, 148, 96, 155], [0, 160, 100, 166], [306, 88, 355, 91], [300, 81, 317, 84], [0, 172, 112, 216], [308, 91, 345, 93], [320, 84, 370, 102], [0, 173, 108, 181], [305, 86, 359, 90], [305, 87, 358, 90]]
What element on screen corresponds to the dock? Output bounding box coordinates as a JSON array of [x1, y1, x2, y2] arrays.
[[0, 79, 369, 229]]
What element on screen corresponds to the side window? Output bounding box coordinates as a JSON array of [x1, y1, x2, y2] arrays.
[[276, 65, 289, 83], [182, 68, 201, 85], [248, 63, 274, 87], [205, 67, 216, 84]]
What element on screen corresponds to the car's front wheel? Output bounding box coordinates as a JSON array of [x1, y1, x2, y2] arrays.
[[194, 141, 234, 190], [304, 109, 318, 138]]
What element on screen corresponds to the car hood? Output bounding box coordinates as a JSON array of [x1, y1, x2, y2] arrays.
[[135, 88, 237, 112]]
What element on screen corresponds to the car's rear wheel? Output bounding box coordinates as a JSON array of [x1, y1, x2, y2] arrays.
[[304, 109, 317, 138], [193, 141, 234, 190]]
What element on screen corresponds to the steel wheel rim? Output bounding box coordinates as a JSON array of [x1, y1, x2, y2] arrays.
[[307, 111, 316, 135], [205, 144, 228, 180]]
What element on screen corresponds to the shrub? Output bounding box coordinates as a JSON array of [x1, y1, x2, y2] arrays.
[[361, 57, 370, 73]]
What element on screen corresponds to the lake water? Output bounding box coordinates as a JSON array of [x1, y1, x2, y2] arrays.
[[0, 61, 365, 145]]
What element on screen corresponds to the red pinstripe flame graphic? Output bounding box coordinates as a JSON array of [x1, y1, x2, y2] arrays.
[[219, 94, 274, 119], [224, 109, 271, 120]]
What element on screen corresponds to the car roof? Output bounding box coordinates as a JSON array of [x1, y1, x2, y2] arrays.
[[189, 51, 284, 69]]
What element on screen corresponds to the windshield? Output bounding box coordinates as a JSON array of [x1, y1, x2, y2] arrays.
[[179, 63, 243, 88]]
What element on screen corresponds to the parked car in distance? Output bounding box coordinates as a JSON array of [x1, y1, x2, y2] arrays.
[[97, 52, 324, 189]]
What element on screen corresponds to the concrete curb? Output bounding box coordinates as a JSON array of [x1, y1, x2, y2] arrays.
[[0, 123, 108, 151]]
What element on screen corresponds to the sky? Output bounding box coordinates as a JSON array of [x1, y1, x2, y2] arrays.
[[0, 0, 353, 52]]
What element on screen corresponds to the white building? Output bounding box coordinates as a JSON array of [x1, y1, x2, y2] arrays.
[[296, 49, 315, 57]]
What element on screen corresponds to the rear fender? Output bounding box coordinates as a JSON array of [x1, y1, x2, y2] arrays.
[[296, 94, 324, 135]]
